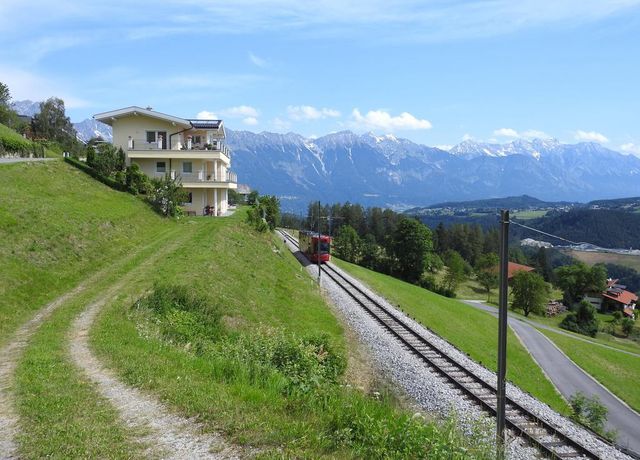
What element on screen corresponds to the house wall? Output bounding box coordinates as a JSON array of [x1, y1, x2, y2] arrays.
[[111, 115, 188, 152]]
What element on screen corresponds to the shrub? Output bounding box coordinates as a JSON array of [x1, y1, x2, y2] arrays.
[[147, 175, 188, 217], [560, 300, 599, 337], [621, 317, 635, 337], [134, 284, 222, 352], [569, 392, 616, 441]]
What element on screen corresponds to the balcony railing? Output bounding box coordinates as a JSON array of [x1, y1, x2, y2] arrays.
[[127, 139, 230, 157], [153, 170, 237, 183]]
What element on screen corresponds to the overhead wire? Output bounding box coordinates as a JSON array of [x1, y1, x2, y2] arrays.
[[507, 218, 638, 254]]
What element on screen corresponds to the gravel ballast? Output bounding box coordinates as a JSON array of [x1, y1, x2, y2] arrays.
[[282, 233, 632, 460]]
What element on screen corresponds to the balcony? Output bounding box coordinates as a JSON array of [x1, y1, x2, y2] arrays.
[[126, 139, 231, 163], [153, 170, 238, 189]]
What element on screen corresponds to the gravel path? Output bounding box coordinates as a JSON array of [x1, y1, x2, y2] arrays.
[[69, 295, 240, 459], [68, 235, 242, 459], [281, 233, 632, 460], [0, 284, 86, 459]]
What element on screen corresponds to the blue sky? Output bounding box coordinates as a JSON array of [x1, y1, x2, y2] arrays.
[[1, 0, 639, 154]]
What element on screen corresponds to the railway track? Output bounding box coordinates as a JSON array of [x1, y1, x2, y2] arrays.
[[279, 229, 604, 459]]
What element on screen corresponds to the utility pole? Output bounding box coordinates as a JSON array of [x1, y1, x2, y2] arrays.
[[317, 200, 321, 284], [496, 209, 510, 456]]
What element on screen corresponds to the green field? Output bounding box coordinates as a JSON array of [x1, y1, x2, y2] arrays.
[[511, 210, 548, 220], [563, 249, 640, 272], [540, 329, 640, 412], [332, 258, 569, 414], [0, 160, 170, 346], [2, 159, 493, 458]]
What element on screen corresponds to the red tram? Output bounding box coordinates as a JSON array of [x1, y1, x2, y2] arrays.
[[298, 231, 332, 263]]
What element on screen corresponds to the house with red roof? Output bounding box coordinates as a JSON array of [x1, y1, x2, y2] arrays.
[[601, 279, 637, 318]]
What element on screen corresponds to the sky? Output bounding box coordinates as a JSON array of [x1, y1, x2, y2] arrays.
[[1, 0, 639, 154]]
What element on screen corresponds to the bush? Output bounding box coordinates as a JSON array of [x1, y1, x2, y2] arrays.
[[621, 317, 635, 337], [64, 157, 129, 192], [417, 274, 456, 298], [147, 175, 188, 217], [569, 392, 616, 441], [134, 284, 223, 353], [559, 300, 599, 337]]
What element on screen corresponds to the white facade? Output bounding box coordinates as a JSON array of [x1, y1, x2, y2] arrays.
[[94, 106, 237, 216]]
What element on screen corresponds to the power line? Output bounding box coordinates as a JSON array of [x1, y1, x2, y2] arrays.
[[508, 219, 639, 254]]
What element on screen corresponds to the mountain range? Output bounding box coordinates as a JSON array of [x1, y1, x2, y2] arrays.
[[12, 100, 640, 211]]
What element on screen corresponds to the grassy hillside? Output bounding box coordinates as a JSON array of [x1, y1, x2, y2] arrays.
[[0, 159, 171, 345], [5, 164, 492, 457], [332, 258, 569, 414]]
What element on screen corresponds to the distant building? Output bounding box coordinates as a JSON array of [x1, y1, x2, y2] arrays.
[[601, 279, 637, 317], [94, 106, 237, 216], [520, 238, 553, 249]]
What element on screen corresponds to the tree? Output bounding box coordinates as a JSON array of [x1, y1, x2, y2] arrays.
[[555, 263, 607, 307], [510, 270, 550, 317], [0, 82, 10, 107], [333, 225, 361, 263], [148, 175, 188, 217], [259, 195, 280, 230], [559, 300, 599, 337], [442, 250, 467, 293], [535, 247, 553, 282], [390, 218, 433, 283], [475, 252, 499, 302], [31, 97, 77, 144], [621, 317, 635, 337]]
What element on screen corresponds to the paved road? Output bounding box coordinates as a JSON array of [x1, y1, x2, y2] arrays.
[[463, 300, 640, 453], [0, 157, 55, 164]]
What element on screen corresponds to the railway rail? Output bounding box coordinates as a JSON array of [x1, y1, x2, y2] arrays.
[[279, 229, 606, 460]]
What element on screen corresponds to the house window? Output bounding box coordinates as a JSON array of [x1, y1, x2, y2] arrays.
[[156, 161, 166, 173], [182, 162, 192, 173], [185, 192, 193, 204], [146, 131, 157, 143], [194, 135, 201, 144]]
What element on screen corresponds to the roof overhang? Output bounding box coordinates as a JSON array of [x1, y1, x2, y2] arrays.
[[93, 106, 192, 128]]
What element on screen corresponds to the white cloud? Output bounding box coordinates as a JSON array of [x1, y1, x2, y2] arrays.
[[574, 130, 609, 143], [350, 108, 432, 131], [198, 106, 259, 123], [462, 133, 474, 141], [493, 128, 519, 138], [271, 117, 292, 131], [196, 110, 218, 119], [494, 127, 551, 139], [620, 143, 640, 156], [287, 105, 341, 120], [248, 52, 267, 68], [221, 105, 259, 118]]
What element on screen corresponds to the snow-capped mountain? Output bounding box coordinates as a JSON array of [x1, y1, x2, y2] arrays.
[[13, 98, 639, 210], [226, 130, 640, 211], [73, 119, 113, 143], [10, 100, 41, 117]]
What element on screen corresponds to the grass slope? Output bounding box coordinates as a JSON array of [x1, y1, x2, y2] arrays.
[[332, 259, 569, 414], [540, 329, 640, 413], [90, 213, 492, 457], [0, 160, 171, 346]]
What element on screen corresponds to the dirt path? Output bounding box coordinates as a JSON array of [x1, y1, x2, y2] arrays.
[[68, 234, 242, 459], [0, 230, 175, 459], [69, 298, 239, 459], [0, 285, 86, 458]]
